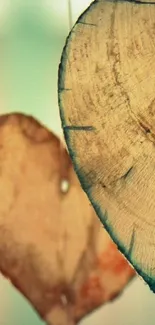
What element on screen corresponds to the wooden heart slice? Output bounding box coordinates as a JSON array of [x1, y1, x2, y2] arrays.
[[58, 0, 155, 291], [0, 113, 134, 324]]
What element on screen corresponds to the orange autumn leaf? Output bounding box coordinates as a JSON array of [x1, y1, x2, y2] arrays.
[[0, 113, 135, 325]]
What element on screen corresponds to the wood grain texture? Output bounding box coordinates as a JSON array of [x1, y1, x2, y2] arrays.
[[0, 113, 134, 325], [58, 0, 155, 291]]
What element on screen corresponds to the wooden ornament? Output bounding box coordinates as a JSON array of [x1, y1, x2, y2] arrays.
[[58, 0, 155, 291], [0, 113, 134, 325]]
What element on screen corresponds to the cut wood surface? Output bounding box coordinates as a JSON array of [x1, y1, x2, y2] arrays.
[[58, 0, 155, 291], [0, 113, 134, 325]]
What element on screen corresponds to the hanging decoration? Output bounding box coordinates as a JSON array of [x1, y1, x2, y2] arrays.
[[58, 0, 155, 291], [0, 113, 135, 325]]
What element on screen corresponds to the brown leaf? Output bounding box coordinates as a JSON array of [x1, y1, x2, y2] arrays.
[[0, 113, 135, 325]]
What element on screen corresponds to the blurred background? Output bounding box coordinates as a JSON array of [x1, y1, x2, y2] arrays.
[[0, 0, 155, 324]]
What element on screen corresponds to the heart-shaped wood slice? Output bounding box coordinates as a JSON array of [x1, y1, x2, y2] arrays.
[[0, 113, 134, 325], [58, 0, 155, 291]]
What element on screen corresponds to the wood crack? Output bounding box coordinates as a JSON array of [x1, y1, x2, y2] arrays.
[[128, 228, 136, 258]]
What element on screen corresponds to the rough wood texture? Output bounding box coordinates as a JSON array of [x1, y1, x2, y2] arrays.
[[0, 113, 134, 325], [58, 0, 155, 292]]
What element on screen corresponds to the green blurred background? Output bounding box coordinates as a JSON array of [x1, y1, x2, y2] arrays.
[[0, 1, 155, 325]]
